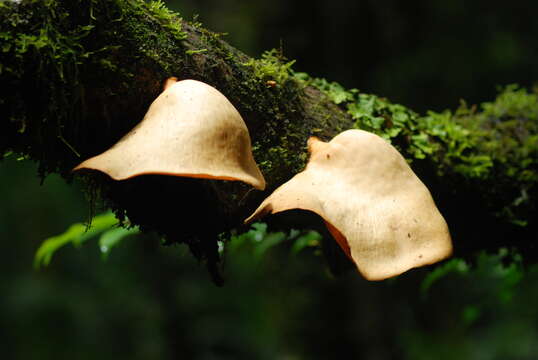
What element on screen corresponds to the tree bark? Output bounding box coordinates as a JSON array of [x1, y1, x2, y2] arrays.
[[1, 0, 536, 269]]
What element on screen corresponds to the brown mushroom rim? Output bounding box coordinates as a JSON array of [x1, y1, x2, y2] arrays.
[[74, 167, 259, 184]]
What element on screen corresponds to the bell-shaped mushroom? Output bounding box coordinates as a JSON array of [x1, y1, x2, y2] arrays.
[[74, 79, 266, 190], [245, 129, 452, 280]]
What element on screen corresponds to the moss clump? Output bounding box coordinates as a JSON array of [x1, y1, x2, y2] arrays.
[[210, 47, 309, 185], [0, 0, 189, 178], [307, 76, 536, 185], [299, 75, 427, 157], [306, 74, 537, 237], [456, 85, 537, 182], [1, 0, 114, 175], [448, 86, 538, 226], [138, 0, 186, 41], [242, 48, 296, 85], [2, 0, 536, 264], [121, 0, 187, 73]]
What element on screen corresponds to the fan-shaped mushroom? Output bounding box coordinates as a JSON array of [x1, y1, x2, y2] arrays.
[[245, 129, 452, 280], [74, 78, 266, 190]]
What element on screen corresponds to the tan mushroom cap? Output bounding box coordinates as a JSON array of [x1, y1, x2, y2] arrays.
[[73, 79, 266, 190], [245, 129, 452, 280]]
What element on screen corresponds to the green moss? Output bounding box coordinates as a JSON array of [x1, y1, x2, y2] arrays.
[[307, 75, 535, 174], [185, 48, 207, 55], [451, 86, 538, 225], [302, 76, 355, 104], [205, 48, 310, 185], [0, 0, 115, 173], [0, 0, 190, 176], [2, 0, 535, 257], [253, 136, 308, 183], [414, 85, 537, 189], [306, 74, 537, 226], [120, 0, 187, 73], [140, 0, 186, 40], [242, 48, 296, 85]]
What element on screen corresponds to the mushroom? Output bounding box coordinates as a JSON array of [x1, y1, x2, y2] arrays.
[[74, 78, 266, 190], [245, 129, 452, 280]]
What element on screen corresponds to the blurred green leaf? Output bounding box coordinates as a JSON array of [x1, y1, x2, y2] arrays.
[[253, 231, 286, 259], [229, 222, 267, 249], [291, 231, 321, 255], [229, 223, 321, 263], [421, 258, 469, 297], [34, 212, 118, 268], [462, 305, 481, 326], [475, 249, 524, 303], [99, 226, 140, 260]]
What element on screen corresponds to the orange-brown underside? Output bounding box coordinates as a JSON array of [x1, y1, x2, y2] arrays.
[[75, 167, 242, 183], [119, 171, 241, 182], [323, 220, 352, 259]]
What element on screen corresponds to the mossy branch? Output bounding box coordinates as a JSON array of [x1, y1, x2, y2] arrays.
[[1, 0, 536, 266]]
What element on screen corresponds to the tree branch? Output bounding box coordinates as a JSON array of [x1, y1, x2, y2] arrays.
[[1, 0, 536, 269]]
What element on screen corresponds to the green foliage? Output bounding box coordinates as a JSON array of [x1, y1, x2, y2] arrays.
[[453, 86, 538, 224], [463, 85, 538, 180], [134, 0, 186, 40], [229, 222, 321, 261], [308, 76, 536, 176], [422, 248, 524, 303], [243, 48, 296, 85], [402, 249, 535, 360], [421, 258, 469, 296], [98, 226, 140, 259], [291, 230, 322, 255], [304, 74, 429, 155], [305, 77, 355, 104], [306, 75, 537, 227], [418, 109, 494, 177], [185, 48, 207, 55], [0, 3, 92, 80], [481, 84, 538, 120], [34, 212, 139, 268], [35, 215, 323, 272], [235, 50, 309, 185], [0, 0, 188, 175], [2, 0, 536, 269]]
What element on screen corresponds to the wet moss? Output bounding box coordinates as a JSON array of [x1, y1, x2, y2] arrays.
[[0, 0, 189, 177], [305, 75, 537, 198], [1, 0, 536, 265], [305, 74, 537, 257]]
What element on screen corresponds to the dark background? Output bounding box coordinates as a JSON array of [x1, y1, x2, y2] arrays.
[[176, 0, 538, 112], [1, 1, 537, 359]]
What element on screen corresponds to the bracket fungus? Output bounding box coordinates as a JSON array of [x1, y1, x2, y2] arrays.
[[73, 78, 266, 190], [245, 129, 453, 281]]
